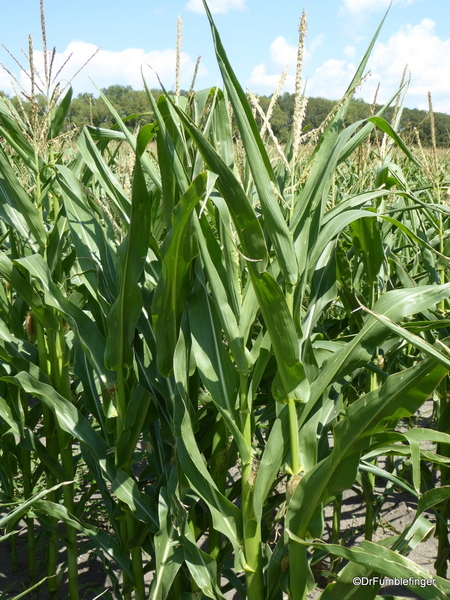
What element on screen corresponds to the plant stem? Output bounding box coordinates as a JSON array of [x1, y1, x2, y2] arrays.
[[127, 512, 146, 600], [439, 208, 446, 312], [331, 493, 342, 573], [116, 367, 127, 445], [115, 367, 146, 599], [288, 400, 300, 475], [60, 445, 79, 600], [285, 283, 301, 475], [50, 321, 79, 600], [20, 394, 36, 584], [361, 469, 375, 541], [36, 322, 60, 599], [239, 374, 264, 600], [119, 516, 132, 600], [42, 402, 60, 599], [436, 391, 450, 576]]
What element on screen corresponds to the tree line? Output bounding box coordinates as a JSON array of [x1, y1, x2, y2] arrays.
[[1, 84, 449, 147], [258, 93, 450, 147]]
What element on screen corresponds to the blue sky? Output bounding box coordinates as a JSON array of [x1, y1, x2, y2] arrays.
[[1, 0, 449, 113]]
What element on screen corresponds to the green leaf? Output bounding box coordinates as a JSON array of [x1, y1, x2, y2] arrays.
[[95, 85, 162, 189], [0, 95, 39, 171], [336, 87, 405, 166], [115, 384, 152, 469], [33, 499, 133, 579], [181, 490, 225, 600], [309, 283, 450, 407], [250, 270, 308, 402], [47, 86, 73, 140], [182, 531, 226, 600], [202, 0, 298, 285], [289, 7, 389, 300], [416, 486, 450, 517], [288, 532, 450, 600], [358, 303, 450, 372], [76, 126, 131, 225], [104, 124, 154, 369], [189, 280, 248, 461], [111, 470, 158, 531], [315, 515, 434, 600], [56, 164, 117, 299], [0, 179, 38, 244], [0, 250, 58, 330], [351, 216, 384, 290], [152, 171, 216, 376], [359, 461, 417, 497], [194, 212, 249, 375], [0, 480, 72, 529], [0, 146, 46, 248], [0, 396, 20, 437], [149, 487, 183, 600], [159, 94, 268, 272], [0, 576, 49, 600], [368, 117, 421, 166], [174, 393, 243, 566], [288, 358, 448, 541], [303, 241, 338, 339], [13, 254, 111, 381], [253, 407, 289, 521], [153, 94, 190, 224], [1, 371, 158, 529]]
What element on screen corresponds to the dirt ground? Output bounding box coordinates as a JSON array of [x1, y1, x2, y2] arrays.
[[0, 402, 447, 599], [0, 487, 443, 599]]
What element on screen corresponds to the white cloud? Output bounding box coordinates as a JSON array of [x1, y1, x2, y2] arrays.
[[310, 34, 324, 54], [344, 46, 356, 58], [186, 0, 246, 14], [363, 19, 450, 108], [269, 36, 298, 68], [248, 63, 289, 91], [268, 34, 324, 68], [308, 60, 357, 99], [5, 41, 206, 96], [248, 33, 355, 99], [247, 34, 321, 92], [248, 17, 450, 116], [248, 36, 298, 91], [304, 18, 450, 110], [0, 68, 14, 96], [341, 0, 415, 15]]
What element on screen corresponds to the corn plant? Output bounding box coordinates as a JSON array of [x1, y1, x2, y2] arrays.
[[0, 1, 450, 599]]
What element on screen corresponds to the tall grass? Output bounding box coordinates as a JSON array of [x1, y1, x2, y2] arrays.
[[0, 1, 450, 599]]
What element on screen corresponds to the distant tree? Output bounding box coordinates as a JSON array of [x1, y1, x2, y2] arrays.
[[278, 93, 295, 134], [65, 86, 154, 130], [66, 92, 97, 128], [304, 97, 336, 130], [5, 84, 447, 146], [347, 97, 371, 124]]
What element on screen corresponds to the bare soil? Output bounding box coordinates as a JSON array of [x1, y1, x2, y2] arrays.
[[1, 402, 447, 599]]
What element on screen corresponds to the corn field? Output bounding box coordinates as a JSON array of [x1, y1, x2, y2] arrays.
[[0, 1, 450, 599]]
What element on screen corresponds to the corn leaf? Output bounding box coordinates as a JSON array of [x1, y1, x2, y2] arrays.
[[152, 171, 216, 377], [202, 0, 298, 285], [104, 124, 153, 370]]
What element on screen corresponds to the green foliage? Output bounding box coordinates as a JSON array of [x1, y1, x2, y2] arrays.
[[2, 86, 448, 145], [66, 85, 154, 130], [256, 93, 450, 146], [0, 2, 450, 600]]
